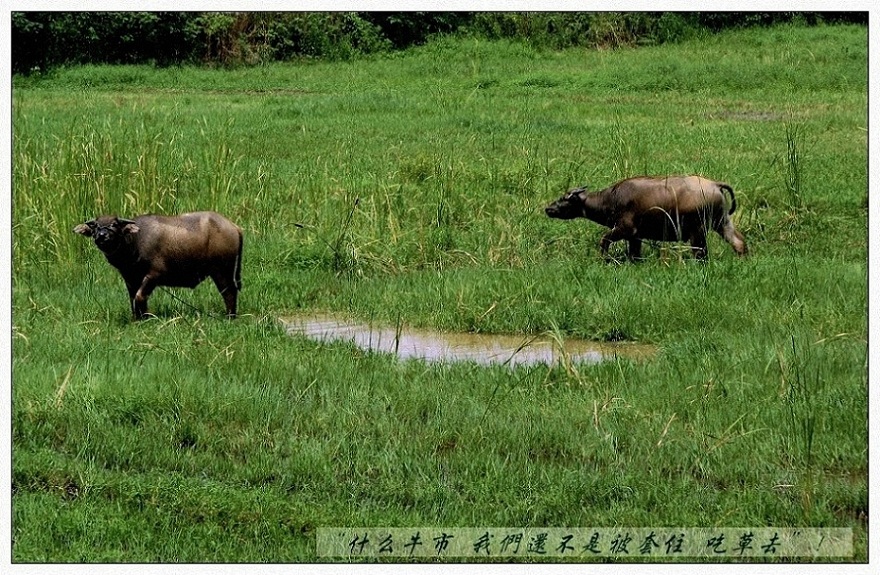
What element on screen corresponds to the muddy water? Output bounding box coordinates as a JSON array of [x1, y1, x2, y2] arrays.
[[281, 313, 655, 367]]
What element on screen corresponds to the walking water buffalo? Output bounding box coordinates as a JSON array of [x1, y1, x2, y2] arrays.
[[74, 211, 243, 319], [544, 175, 748, 260]]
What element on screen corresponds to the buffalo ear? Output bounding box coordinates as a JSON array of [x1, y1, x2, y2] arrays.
[[73, 221, 96, 236], [120, 222, 140, 234]]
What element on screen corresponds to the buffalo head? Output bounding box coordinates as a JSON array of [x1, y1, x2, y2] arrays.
[[74, 216, 140, 254], [544, 187, 587, 220]]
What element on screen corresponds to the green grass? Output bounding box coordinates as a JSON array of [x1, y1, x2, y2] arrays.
[[12, 24, 868, 562]]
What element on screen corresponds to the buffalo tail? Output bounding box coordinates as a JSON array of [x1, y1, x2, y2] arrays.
[[720, 183, 737, 214]]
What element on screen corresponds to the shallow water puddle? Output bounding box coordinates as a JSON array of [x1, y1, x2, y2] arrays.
[[281, 313, 655, 367]]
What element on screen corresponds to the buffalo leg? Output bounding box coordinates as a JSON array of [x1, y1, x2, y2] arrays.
[[627, 238, 643, 262], [124, 280, 140, 318], [599, 235, 611, 259], [689, 229, 708, 260], [211, 274, 238, 318], [600, 224, 632, 263], [133, 275, 159, 319]]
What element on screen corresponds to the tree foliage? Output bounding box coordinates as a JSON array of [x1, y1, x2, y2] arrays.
[[12, 11, 867, 74], [12, 12, 201, 73]]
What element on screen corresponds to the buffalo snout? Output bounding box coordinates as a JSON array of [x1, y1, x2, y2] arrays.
[[544, 203, 564, 218], [94, 227, 115, 246]]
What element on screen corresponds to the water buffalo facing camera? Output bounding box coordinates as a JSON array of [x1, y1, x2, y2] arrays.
[[544, 175, 748, 260], [74, 211, 243, 319]]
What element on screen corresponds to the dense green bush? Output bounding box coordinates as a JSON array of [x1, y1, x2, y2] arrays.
[[12, 12, 202, 72], [468, 12, 658, 48], [363, 12, 471, 48], [195, 12, 392, 65], [11, 11, 868, 74]]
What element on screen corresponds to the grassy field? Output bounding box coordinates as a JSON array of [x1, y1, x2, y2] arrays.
[[11, 24, 868, 562]]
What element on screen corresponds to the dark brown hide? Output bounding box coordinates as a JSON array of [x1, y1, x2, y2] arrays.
[[544, 175, 748, 260], [74, 211, 243, 319]]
